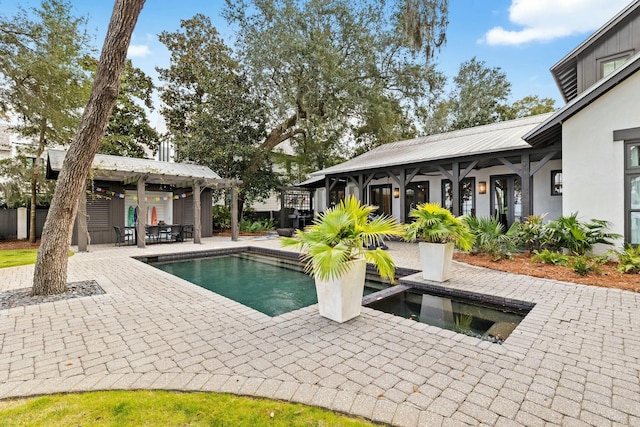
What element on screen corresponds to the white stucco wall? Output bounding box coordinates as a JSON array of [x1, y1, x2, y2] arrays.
[[562, 71, 640, 248]]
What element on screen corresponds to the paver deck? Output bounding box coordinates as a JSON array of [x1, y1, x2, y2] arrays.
[[1, 237, 639, 426]]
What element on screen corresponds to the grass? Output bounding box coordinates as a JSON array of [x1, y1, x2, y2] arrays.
[[0, 249, 39, 269], [0, 249, 73, 269], [0, 390, 378, 426]]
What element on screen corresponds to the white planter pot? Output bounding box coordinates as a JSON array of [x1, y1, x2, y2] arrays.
[[419, 241, 454, 282], [314, 258, 367, 323]]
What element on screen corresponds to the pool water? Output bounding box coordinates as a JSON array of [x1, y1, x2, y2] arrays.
[[365, 289, 527, 343], [153, 253, 379, 316]]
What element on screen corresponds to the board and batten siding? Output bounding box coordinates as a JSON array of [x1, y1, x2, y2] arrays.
[[577, 7, 640, 94]]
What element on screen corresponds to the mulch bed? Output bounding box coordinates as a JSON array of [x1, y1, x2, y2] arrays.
[[454, 252, 640, 293]]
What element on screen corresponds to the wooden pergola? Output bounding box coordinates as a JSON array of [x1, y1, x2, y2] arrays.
[[46, 150, 242, 251]]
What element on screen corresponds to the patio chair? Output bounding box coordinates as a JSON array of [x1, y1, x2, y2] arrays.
[[114, 226, 134, 246], [182, 224, 194, 240], [145, 225, 160, 244]]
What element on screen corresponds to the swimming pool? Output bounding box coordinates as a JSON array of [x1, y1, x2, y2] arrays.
[[152, 252, 381, 316], [148, 249, 529, 342]]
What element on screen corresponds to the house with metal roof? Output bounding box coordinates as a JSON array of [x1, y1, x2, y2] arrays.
[[302, 0, 640, 248], [303, 114, 562, 230], [47, 149, 241, 250]]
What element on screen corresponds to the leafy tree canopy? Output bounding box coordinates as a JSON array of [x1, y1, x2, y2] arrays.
[[0, 0, 92, 145], [84, 57, 160, 158], [157, 14, 280, 210], [0, 0, 92, 241], [0, 155, 55, 208], [224, 0, 447, 172], [421, 57, 556, 134], [501, 95, 556, 120]]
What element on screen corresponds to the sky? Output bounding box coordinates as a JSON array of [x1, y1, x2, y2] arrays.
[[0, 0, 634, 118]]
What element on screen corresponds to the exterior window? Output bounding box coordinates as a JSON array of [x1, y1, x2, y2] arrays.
[[441, 178, 475, 216], [601, 55, 629, 78], [625, 142, 640, 244], [551, 170, 563, 195], [370, 184, 392, 216]]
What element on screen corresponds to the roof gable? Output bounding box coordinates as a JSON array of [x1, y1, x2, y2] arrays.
[[551, 0, 640, 102], [525, 51, 640, 145]]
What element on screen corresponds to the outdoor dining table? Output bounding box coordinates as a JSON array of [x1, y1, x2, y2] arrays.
[[123, 224, 184, 244]]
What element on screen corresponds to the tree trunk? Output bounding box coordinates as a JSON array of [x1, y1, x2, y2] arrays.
[[29, 118, 47, 243], [32, 0, 146, 296]]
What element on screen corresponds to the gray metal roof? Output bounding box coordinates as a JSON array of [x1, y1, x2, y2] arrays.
[[525, 51, 640, 146], [311, 113, 554, 177], [47, 149, 238, 187]]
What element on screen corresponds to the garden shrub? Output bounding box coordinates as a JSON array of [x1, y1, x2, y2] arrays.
[[616, 244, 640, 274], [570, 254, 605, 276], [516, 214, 547, 253], [543, 213, 620, 255], [464, 216, 517, 261], [531, 249, 569, 266]]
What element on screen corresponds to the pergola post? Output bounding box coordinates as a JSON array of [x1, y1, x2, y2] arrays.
[[521, 153, 531, 219], [452, 162, 460, 216], [77, 186, 88, 252], [325, 176, 331, 208], [193, 180, 202, 244], [399, 169, 406, 223], [136, 175, 147, 248], [231, 185, 239, 241]]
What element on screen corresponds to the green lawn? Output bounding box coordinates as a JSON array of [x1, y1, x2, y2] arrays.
[[0, 249, 39, 269], [0, 249, 73, 269], [0, 390, 378, 426]]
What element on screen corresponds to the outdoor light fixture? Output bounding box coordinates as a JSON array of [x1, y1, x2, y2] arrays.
[[478, 181, 487, 194], [393, 188, 400, 198]]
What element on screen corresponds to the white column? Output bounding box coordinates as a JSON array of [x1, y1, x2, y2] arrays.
[[17, 207, 27, 239]]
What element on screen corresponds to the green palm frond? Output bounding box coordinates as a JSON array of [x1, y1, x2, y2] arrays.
[[281, 195, 404, 281], [405, 202, 475, 251]]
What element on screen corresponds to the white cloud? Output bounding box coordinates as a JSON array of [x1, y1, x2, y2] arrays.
[[483, 0, 632, 46], [127, 44, 151, 58]]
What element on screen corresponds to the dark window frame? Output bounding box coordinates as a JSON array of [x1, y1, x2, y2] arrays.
[[369, 184, 392, 216], [405, 181, 429, 221], [551, 170, 563, 196], [441, 177, 475, 215], [625, 141, 640, 244]]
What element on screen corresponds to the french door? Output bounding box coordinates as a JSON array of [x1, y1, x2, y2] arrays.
[[491, 175, 522, 228], [370, 184, 392, 216], [405, 182, 429, 221]]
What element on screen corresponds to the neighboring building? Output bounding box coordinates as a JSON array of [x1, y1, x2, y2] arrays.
[[302, 0, 640, 248], [0, 125, 37, 160]]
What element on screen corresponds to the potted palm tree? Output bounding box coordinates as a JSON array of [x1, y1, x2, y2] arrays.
[[405, 202, 475, 282], [282, 196, 404, 323]]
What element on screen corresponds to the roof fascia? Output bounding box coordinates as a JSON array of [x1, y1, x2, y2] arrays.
[[526, 53, 640, 145]]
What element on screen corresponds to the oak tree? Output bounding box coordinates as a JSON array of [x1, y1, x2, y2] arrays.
[[32, 0, 146, 295], [224, 0, 447, 167], [157, 15, 280, 216]]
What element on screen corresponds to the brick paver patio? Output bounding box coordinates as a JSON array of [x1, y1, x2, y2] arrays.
[[1, 237, 639, 426]]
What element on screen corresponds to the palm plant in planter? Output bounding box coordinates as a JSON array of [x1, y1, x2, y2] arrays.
[[282, 195, 404, 323], [404, 202, 475, 282]]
